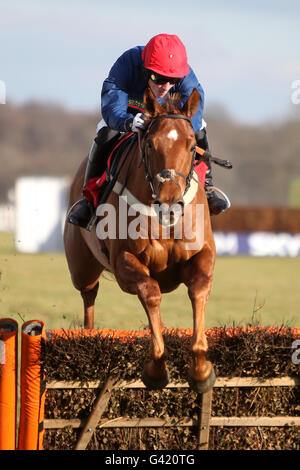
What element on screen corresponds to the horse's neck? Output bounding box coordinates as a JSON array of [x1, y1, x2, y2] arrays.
[[121, 140, 153, 205]]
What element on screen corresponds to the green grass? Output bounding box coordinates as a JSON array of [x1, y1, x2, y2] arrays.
[[0, 232, 299, 330]]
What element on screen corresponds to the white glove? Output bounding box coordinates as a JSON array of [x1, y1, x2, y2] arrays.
[[131, 113, 145, 132]]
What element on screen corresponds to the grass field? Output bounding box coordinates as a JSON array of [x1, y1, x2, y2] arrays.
[[0, 232, 299, 330]]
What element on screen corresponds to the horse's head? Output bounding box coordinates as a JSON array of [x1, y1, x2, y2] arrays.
[[141, 87, 200, 225]]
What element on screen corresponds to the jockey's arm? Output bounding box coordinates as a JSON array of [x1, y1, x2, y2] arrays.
[[101, 48, 143, 133], [175, 67, 205, 133]]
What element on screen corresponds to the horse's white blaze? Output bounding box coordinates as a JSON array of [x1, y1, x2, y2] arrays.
[[167, 129, 178, 141]]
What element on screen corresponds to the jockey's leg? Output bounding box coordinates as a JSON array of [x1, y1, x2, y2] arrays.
[[67, 127, 119, 230], [196, 128, 229, 215]]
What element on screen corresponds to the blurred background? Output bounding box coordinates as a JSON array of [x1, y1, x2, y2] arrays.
[[0, 0, 299, 329]]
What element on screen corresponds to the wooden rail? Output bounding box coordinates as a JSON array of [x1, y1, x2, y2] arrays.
[[44, 376, 300, 450], [46, 376, 300, 389], [44, 416, 300, 429]]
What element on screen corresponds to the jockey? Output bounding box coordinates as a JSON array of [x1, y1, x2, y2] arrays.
[[68, 33, 229, 229]]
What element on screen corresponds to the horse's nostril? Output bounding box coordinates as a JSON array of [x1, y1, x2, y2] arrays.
[[174, 200, 185, 214]]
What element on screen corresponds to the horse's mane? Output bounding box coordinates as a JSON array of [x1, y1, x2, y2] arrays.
[[143, 92, 183, 129], [162, 92, 182, 115]]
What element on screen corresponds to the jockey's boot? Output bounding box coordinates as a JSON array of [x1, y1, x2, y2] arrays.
[[67, 127, 119, 230], [196, 129, 229, 215], [67, 141, 100, 229]]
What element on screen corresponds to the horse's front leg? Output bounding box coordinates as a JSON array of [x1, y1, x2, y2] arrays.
[[115, 250, 168, 389], [182, 247, 216, 393]]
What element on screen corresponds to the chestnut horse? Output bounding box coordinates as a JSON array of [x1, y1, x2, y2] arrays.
[[64, 88, 216, 392]]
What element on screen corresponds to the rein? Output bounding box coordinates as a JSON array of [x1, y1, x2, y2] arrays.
[[139, 114, 197, 200]]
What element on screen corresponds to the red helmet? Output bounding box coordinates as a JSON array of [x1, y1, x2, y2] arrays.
[[142, 33, 190, 78]]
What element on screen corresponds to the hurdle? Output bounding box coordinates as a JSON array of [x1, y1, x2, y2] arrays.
[[1, 320, 299, 450]]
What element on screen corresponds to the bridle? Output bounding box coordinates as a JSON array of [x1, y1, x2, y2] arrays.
[[139, 114, 197, 200]]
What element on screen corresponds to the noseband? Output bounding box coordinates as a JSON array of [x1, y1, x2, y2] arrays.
[[140, 114, 197, 200]]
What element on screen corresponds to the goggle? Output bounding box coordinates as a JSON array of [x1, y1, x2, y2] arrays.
[[149, 72, 181, 85]]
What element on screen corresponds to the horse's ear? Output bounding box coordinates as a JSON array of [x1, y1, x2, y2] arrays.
[[144, 87, 164, 118], [182, 88, 200, 118]]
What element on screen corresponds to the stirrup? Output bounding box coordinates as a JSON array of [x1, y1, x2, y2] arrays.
[[206, 186, 231, 213]]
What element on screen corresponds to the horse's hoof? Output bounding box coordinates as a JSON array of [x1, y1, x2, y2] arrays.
[[188, 367, 216, 393], [141, 368, 169, 390]]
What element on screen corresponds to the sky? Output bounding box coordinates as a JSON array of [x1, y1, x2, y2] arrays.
[[1, 0, 300, 124]]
